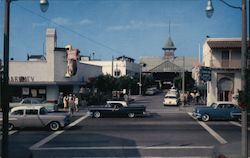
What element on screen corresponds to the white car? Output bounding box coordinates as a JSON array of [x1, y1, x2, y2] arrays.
[[163, 94, 179, 106], [1, 105, 71, 131]]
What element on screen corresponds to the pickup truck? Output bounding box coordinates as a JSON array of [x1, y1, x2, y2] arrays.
[[9, 97, 58, 112], [0, 105, 70, 131], [88, 101, 146, 118]]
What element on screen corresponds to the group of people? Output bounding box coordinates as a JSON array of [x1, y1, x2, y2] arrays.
[[63, 94, 79, 114]]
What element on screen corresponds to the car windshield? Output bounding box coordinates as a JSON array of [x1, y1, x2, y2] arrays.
[[165, 96, 176, 99]]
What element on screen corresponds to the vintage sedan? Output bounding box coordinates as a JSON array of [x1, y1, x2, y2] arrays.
[[1, 105, 70, 131], [88, 101, 146, 118], [163, 94, 179, 106], [192, 102, 241, 121], [9, 97, 58, 112]]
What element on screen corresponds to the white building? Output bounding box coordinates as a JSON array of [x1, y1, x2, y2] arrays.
[[80, 55, 141, 78], [9, 28, 102, 103], [203, 38, 249, 105]]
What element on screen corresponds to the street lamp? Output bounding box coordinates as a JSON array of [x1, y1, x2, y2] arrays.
[[205, 0, 248, 157], [1, 0, 49, 157]]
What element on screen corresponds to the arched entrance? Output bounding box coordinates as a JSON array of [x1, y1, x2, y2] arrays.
[[217, 77, 233, 101]]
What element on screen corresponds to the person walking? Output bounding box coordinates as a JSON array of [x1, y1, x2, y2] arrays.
[[74, 95, 79, 112], [68, 94, 74, 115]]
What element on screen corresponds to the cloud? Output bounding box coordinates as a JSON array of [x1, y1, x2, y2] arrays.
[[107, 20, 175, 31], [32, 22, 47, 29], [51, 17, 93, 26], [79, 19, 93, 25], [52, 17, 71, 25]]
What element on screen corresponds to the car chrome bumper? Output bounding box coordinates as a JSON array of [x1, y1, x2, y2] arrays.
[[192, 112, 201, 119]]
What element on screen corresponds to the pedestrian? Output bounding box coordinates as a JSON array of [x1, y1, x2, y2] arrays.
[[68, 94, 74, 115], [74, 95, 79, 112], [63, 95, 68, 111]]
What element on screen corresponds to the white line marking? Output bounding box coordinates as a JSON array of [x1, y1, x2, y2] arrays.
[[72, 157, 211, 158], [230, 121, 250, 130], [31, 145, 214, 151], [187, 112, 228, 144], [0, 130, 18, 140], [29, 113, 90, 150]]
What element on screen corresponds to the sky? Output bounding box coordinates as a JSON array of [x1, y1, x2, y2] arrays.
[[0, 0, 246, 62]]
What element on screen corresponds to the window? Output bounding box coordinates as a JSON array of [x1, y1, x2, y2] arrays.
[[26, 109, 38, 115], [221, 51, 229, 67], [11, 110, 24, 115], [40, 107, 48, 115], [22, 99, 31, 104]]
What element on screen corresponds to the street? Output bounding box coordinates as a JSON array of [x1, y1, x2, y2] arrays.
[[6, 92, 250, 158]]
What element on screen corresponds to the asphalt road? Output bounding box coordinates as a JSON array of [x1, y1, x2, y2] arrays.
[[4, 92, 250, 158]]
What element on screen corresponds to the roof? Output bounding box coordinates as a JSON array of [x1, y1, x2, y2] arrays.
[[11, 105, 44, 112], [140, 56, 197, 72], [162, 37, 176, 50], [206, 38, 250, 49], [27, 55, 46, 61], [116, 55, 135, 63]]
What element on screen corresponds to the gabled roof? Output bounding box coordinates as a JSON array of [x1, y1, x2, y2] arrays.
[[149, 60, 182, 72]]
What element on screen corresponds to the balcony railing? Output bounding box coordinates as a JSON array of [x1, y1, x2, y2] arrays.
[[209, 59, 241, 69]]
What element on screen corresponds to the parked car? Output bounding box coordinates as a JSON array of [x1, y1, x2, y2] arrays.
[[9, 97, 58, 112], [0, 105, 71, 131], [163, 94, 179, 106], [192, 102, 241, 121], [145, 87, 159, 95], [88, 101, 146, 118]]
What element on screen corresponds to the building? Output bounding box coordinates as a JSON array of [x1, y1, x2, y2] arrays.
[[80, 55, 140, 78], [140, 36, 197, 89], [9, 28, 102, 103], [203, 38, 250, 105]]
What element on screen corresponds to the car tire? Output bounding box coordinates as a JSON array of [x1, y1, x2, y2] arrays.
[[49, 121, 60, 131], [128, 113, 135, 118], [8, 123, 14, 131], [201, 114, 210, 122], [93, 111, 101, 118]]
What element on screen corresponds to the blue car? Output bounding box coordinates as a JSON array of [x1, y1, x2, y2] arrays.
[[192, 102, 241, 121]]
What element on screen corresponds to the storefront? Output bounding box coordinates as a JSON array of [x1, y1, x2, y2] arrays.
[[9, 28, 102, 103]]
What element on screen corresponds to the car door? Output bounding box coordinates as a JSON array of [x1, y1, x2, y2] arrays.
[[23, 109, 42, 127], [9, 109, 25, 128], [212, 104, 225, 119], [214, 104, 231, 120]]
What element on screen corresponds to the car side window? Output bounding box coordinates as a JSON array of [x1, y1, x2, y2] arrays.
[[26, 109, 38, 115], [217, 104, 223, 108], [22, 99, 31, 104], [11, 110, 24, 115], [109, 103, 116, 108], [229, 104, 235, 108], [40, 107, 48, 115], [32, 100, 40, 104], [116, 103, 123, 108]]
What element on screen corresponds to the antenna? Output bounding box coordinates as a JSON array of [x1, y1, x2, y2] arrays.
[[169, 20, 171, 38]]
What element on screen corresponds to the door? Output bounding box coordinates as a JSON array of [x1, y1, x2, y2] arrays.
[[9, 109, 25, 128], [23, 109, 42, 128]]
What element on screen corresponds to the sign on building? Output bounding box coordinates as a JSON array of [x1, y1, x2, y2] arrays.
[[200, 66, 212, 81]]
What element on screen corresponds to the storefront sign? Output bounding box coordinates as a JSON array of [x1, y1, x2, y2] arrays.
[[10, 76, 35, 82]]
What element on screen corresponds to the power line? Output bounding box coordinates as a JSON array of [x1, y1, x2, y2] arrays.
[[13, 3, 124, 56]]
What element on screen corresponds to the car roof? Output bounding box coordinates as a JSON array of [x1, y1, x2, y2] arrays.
[[107, 101, 127, 105], [212, 101, 238, 105], [11, 105, 43, 112]]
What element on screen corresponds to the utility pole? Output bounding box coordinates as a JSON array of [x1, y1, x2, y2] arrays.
[[182, 56, 185, 107]]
